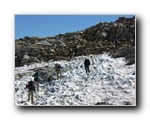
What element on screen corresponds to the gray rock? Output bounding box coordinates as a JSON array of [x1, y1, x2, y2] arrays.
[[95, 101, 113, 105], [21, 54, 30, 64], [126, 58, 135, 65], [125, 53, 135, 60], [29, 48, 41, 56], [111, 46, 135, 58], [22, 54, 30, 60], [20, 47, 30, 52], [103, 26, 110, 32], [47, 39, 66, 47], [115, 28, 124, 39], [120, 29, 130, 39]]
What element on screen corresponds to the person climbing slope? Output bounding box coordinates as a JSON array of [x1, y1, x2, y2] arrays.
[[26, 78, 36, 104], [54, 63, 62, 80], [84, 57, 90, 75], [32, 71, 40, 92]]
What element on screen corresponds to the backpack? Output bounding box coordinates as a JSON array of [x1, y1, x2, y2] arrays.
[[84, 59, 90, 66], [33, 72, 39, 81], [28, 81, 35, 91], [34, 75, 39, 81], [55, 64, 61, 71]]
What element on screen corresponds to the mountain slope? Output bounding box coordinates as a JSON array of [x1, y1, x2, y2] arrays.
[[15, 53, 135, 106], [15, 16, 135, 67]]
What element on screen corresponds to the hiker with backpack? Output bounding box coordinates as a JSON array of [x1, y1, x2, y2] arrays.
[[54, 63, 62, 80], [32, 71, 40, 92], [26, 78, 36, 104], [84, 57, 90, 75]]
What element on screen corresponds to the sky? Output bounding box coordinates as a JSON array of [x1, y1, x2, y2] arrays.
[[15, 15, 134, 39]]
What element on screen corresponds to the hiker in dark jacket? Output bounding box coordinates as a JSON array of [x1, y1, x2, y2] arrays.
[[54, 63, 62, 80], [32, 71, 40, 92], [26, 78, 35, 104], [84, 58, 90, 74]]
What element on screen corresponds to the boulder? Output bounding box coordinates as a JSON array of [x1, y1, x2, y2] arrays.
[[29, 48, 41, 56], [111, 46, 135, 58], [22, 54, 30, 60], [116, 17, 126, 22], [115, 28, 124, 39], [30, 56, 40, 63], [120, 29, 130, 39], [125, 52, 135, 60], [40, 48, 48, 56], [126, 58, 135, 65], [21, 54, 30, 64], [75, 47, 88, 56], [15, 51, 25, 59], [102, 26, 110, 32], [95, 31, 107, 41], [95, 101, 113, 105], [20, 46, 30, 52], [47, 39, 66, 47], [124, 51, 135, 65]]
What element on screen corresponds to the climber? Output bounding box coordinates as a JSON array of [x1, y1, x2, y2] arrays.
[[26, 78, 36, 104], [84, 57, 90, 75], [54, 63, 62, 80], [32, 71, 40, 92]]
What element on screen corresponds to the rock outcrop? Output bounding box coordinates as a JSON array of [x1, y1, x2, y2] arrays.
[[15, 16, 135, 67], [110, 46, 135, 65]]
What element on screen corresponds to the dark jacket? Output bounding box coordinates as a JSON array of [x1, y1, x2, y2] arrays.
[[54, 64, 62, 71], [84, 59, 90, 67], [26, 81, 35, 91], [33, 72, 39, 82]]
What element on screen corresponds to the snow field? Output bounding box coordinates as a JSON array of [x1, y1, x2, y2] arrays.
[[15, 53, 135, 106]]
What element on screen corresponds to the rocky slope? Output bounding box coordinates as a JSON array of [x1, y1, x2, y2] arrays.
[[15, 16, 135, 67]]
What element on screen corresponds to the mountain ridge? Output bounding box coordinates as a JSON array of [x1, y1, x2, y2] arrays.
[[15, 16, 135, 67]]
